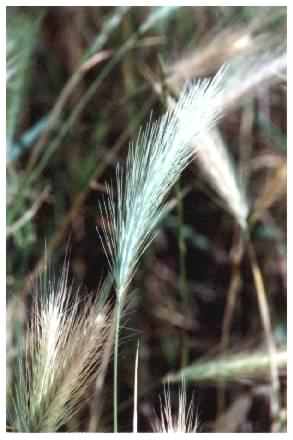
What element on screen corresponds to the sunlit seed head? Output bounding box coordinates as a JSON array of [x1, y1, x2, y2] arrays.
[[152, 382, 197, 433], [9, 262, 112, 432]]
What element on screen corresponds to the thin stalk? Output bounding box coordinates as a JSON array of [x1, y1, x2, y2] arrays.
[[247, 236, 280, 429], [218, 269, 241, 412], [113, 297, 123, 432], [133, 340, 140, 433], [218, 229, 243, 413]]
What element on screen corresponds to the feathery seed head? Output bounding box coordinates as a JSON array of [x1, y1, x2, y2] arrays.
[[192, 48, 286, 229], [9, 262, 112, 432], [196, 129, 249, 229], [99, 67, 228, 300]]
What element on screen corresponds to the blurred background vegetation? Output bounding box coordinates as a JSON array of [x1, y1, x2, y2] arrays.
[[6, 6, 286, 432]]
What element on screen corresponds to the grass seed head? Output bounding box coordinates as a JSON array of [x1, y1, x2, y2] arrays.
[[9, 262, 112, 432], [98, 67, 228, 300], [152, 382, 197, 433]]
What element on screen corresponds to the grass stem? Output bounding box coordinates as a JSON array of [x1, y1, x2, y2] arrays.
[[113, 298, 122, 432], [247, 237, 280, 429], [218, 229, 243, 413]]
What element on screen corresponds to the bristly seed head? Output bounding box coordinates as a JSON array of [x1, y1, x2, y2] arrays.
[[9, 261, 112, 432], [152, 382, 198, 433], [98, 67, 228, 301], [196, 129, 249, 229]]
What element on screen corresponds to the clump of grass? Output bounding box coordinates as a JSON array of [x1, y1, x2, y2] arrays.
[[8, 261, 112, 432]]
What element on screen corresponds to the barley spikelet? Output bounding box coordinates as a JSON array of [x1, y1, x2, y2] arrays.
[[99, 67, 227, 300], [9, 262, 112, 432]]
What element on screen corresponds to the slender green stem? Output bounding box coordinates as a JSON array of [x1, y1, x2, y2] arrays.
[[113, 297, 122, 432]]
